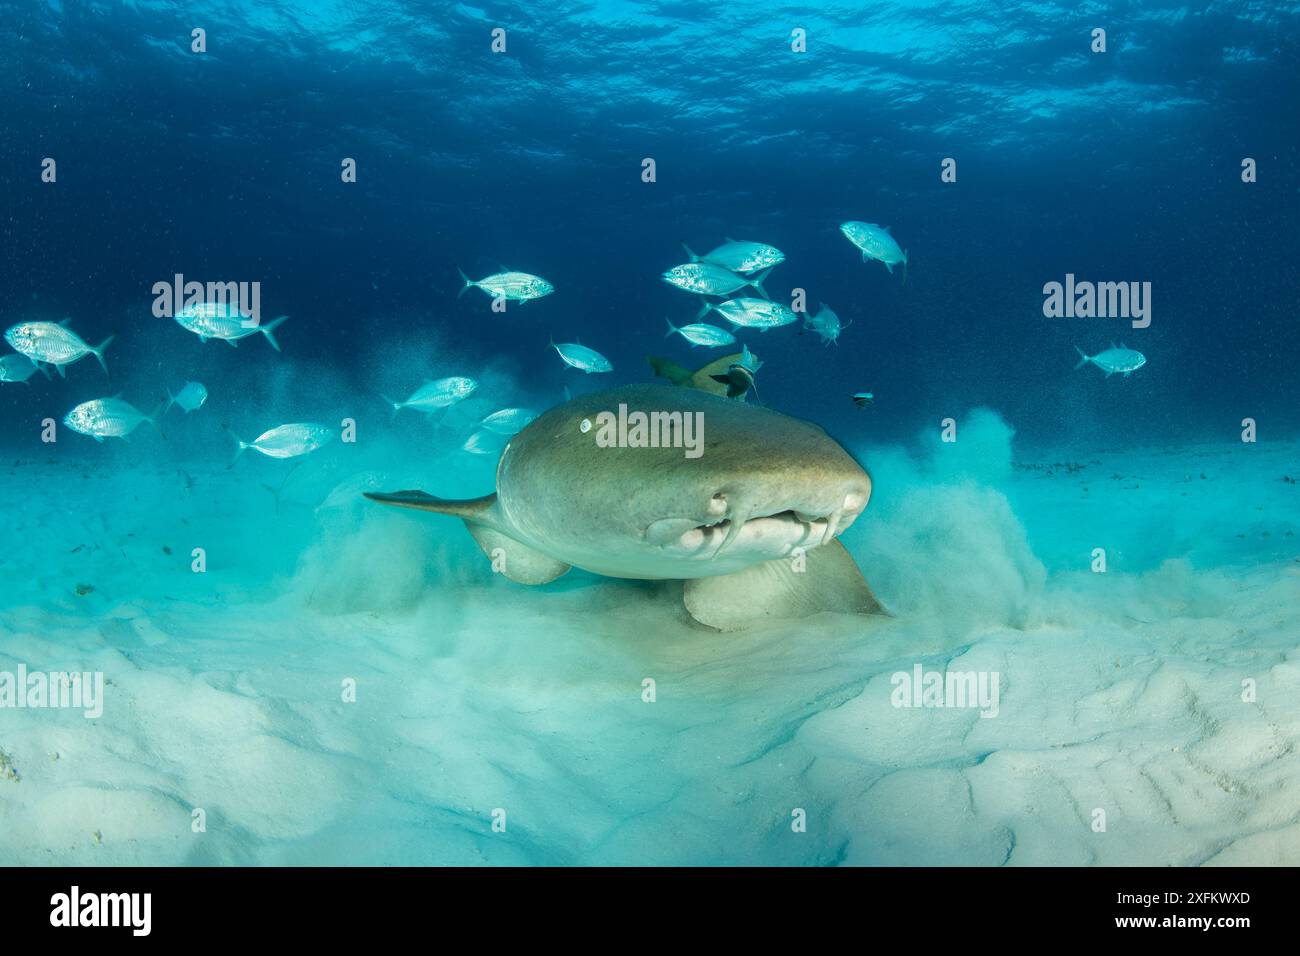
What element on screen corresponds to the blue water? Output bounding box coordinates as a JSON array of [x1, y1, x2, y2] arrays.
[[1, 2, 1298, 866], [3, 0, 1297, 448]]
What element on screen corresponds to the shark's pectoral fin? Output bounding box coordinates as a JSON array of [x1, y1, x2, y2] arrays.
[[682, 539, 886, 631], [465, 524, 570, 585]]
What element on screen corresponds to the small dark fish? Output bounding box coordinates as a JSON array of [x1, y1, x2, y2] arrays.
[[852, 392, 874, 408], [710, 363, 757, 399]]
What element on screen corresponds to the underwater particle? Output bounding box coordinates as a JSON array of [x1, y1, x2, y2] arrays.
[[0, 750, 19, 783], [93, 830, 103, 845], [162, 545, 172, 555], [75, 583, 95, 596], [852, 392, 874, 408]]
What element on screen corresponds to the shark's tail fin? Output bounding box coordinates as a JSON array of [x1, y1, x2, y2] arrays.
[[91, 334, 115, 376], [1074, 346, 1091, 370], [364, 490, 570, 585]]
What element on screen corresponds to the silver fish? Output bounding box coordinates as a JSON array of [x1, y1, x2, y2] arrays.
[[840, 221, 908, 276], [0, 354, 43, 383], [664, 318, 736, 348], [1074, 344, 1146, 377], [661, 263, 771, 299], [804, 303, 852, 345], [173, 302, 288, 350], [551, 339, 613, 373], [230, 423, 335, 461], [705, 297, 797, 331], [478, 407, 539, 435], [383, 376, 478, 417], [5, 321, 114, 376], [166, 381, 208, 413], [318, 470, 388, 512], [457, 268, 553, 303], [682, 239, 784, 275], [462, 430, 504, 455], [64, 397, 162, 441]]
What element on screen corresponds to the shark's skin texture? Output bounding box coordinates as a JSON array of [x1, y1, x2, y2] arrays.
[[368, 384, 884, 629]]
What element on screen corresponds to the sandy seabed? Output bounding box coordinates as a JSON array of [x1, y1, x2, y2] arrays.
[[1, 419, 1297, 866]]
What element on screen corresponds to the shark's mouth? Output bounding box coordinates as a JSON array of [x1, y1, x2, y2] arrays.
[[648, 505, 860, 560]]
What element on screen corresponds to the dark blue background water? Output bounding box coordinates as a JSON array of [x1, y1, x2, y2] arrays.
[[3, 0, 1297, 450]]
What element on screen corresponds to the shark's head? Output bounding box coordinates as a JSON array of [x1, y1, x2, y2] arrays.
[[494, 384, 872, 579]]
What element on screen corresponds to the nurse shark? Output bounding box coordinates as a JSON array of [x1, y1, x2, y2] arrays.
[[367, 383, 885, 630]]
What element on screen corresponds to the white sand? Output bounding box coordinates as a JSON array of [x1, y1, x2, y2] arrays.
[[0, 417, 1296, 865]]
